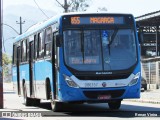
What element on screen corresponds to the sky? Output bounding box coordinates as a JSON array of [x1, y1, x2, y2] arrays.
[[3, 0, 160, 17], [2, 0, 160, 55]]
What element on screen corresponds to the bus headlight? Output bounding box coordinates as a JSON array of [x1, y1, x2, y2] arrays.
[[129, 72, 140, 86], [63, 74, 79, 88]]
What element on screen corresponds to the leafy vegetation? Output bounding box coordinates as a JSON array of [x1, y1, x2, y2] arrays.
[[2, 53, 12, 82], [56, 0, 91, 12]]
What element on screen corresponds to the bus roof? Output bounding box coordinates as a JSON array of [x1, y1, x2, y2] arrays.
[[14, 12, 133, 43], [57, 12, 133, 16]]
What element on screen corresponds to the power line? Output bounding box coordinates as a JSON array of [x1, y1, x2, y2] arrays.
[[33, 0, 49, 19], [2, 23, 19, 35], [55, 0, 64, 8], [3, 36, 16, 52]]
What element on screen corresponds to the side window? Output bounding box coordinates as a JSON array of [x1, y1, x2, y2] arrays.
[[37, 32, 44, 58], [21, 39, 27, 62], [28, 35, 35, 60], [45, 27, 52, 57], [13, 45, 17, 65], [54, 32, 58, 64], [26, 39, 29, 61], [34, 35, 37, 59]]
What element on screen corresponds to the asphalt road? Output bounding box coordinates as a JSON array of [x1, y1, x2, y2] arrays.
[[1, 92, 160, 119]]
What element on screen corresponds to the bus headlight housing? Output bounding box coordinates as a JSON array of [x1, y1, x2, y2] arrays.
[[63, 74, 79, 88], [129, 72, 140, 86]]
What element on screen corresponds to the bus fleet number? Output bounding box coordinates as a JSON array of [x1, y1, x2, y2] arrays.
[[85, 83, 98, 87]]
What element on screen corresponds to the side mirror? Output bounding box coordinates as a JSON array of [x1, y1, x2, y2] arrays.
[[55, 35, 62, 47], [136, 24, 144, 44], [138, 32, 144, 44]]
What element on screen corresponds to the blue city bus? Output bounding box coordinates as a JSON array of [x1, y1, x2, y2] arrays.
[[12, 13, 142, 111]]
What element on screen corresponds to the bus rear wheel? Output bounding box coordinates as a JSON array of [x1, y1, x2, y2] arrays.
[[51, 100, 62, 112], [32, 98, 40, 106], [108, 100, 121, 110], [23, 84, 32, 106]]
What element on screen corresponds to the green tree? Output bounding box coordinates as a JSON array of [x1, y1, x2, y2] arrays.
[[68, 0, 90, 12], [2, 53, 12, 82]]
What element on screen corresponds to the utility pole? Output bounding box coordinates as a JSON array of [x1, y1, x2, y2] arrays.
[[16, 16, 25, 35], [0, 0, 4, 109]]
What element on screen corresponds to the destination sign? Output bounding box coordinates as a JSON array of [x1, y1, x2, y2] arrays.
[[71, 16, 124, 25], [69, 56, 99, 64]]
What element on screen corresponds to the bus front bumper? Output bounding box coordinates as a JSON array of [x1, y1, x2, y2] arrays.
[[58, 83, 140, 103]]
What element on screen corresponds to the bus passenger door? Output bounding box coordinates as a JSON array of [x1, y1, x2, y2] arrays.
[[29, 41, 34, 97], [52, 32, 58, 100], [17, 47, 21, 95]]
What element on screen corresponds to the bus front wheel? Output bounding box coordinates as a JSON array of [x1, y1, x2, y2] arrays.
[[108, 100, 121, 110], [51, 100, 62, 112]]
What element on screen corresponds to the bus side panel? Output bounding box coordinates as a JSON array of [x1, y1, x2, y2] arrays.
[[34, 60, 52, 99], [12, 66, 18, 94], [19, 64, 29, 97]]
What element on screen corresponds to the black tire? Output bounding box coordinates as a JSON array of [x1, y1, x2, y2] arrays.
[[23, 84, 32, 106], [144, 86, 147, 90], [32, 98, 40, 106], [108, 100, 121, 110], [49, 81, 62, 112], [51, 100, 62, 112]]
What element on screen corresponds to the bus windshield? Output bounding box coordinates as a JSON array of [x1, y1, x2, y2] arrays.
[[63, 29, 137, 71]]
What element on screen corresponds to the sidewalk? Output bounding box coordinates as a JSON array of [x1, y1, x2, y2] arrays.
[[125, 89, 160, 104], [3, 82, 14, 92]]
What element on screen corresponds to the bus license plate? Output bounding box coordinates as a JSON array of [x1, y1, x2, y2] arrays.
[[98, 95, 111, 100]]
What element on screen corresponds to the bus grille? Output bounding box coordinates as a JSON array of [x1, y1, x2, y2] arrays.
[[76, 74, 129, 80], [83, 90, 125, 99]]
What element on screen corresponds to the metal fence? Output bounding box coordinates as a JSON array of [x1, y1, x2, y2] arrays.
[[141, 61, 160, 89]]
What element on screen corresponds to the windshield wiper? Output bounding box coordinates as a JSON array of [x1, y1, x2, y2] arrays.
[[81, 31, 85, 63], [108, 29, 118, 55]]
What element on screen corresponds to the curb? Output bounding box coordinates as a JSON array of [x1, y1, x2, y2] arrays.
[[124, 99, 160, 104]]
